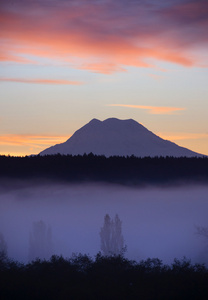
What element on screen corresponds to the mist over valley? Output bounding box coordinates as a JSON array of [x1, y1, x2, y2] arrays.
[[1, 180, 208, 265]]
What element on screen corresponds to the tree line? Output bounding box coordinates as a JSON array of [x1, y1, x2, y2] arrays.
[[0, 154, 208, 185], [1, 253, 208, 299]]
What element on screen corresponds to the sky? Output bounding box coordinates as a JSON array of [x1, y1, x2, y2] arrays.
[[0, 0, 208, 156]]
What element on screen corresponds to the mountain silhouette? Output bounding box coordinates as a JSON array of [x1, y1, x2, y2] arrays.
[[39, 118, 203, 157]]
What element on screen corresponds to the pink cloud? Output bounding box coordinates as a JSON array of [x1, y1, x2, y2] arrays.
[[79, 62, 127, 74], [0, 78, 82, 85], [148, 73, 164, 80], [0, 0, 207, 73]]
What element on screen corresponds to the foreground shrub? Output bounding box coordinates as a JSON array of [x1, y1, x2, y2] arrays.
[[0, 254, 208, 300]]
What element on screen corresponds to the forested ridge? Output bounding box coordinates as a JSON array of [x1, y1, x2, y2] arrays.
[[1, 253, 208, 300], [0, 154, 208, 185]]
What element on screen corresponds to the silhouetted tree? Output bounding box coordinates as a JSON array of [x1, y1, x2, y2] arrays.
[[100, 214, 125, 256], [196, 226, 208, 263], [28, 220, 53, 261], [0, 232, 8, 268]]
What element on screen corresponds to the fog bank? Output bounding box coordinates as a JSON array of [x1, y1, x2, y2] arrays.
[[0, 181, 208, 264]]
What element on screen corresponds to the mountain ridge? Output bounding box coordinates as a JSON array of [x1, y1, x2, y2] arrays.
[[39, 118, 204, 157]]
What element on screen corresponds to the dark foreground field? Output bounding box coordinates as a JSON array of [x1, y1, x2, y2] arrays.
[[1, 253, 208, 300]]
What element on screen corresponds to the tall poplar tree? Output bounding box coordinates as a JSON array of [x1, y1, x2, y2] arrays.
[[28, 220, 53, 261], [100, 214, 125, 256]]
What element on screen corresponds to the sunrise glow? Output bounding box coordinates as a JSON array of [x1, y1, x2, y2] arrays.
[[0, 0, 208, 156]]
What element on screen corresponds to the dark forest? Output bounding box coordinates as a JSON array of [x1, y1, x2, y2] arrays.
[[0, 154, 208, 185]]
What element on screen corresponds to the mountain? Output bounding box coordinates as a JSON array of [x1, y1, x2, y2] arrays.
[[39, 118, 204, 157]]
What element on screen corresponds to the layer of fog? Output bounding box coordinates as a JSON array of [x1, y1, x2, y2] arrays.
[[0, 180, 208, 264]]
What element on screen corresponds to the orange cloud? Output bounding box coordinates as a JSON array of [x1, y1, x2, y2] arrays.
[[108, 104, 185, 115], [157, 132, 208, 141], [0, 78, 82, 85], [0, 135, 69, 147]]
